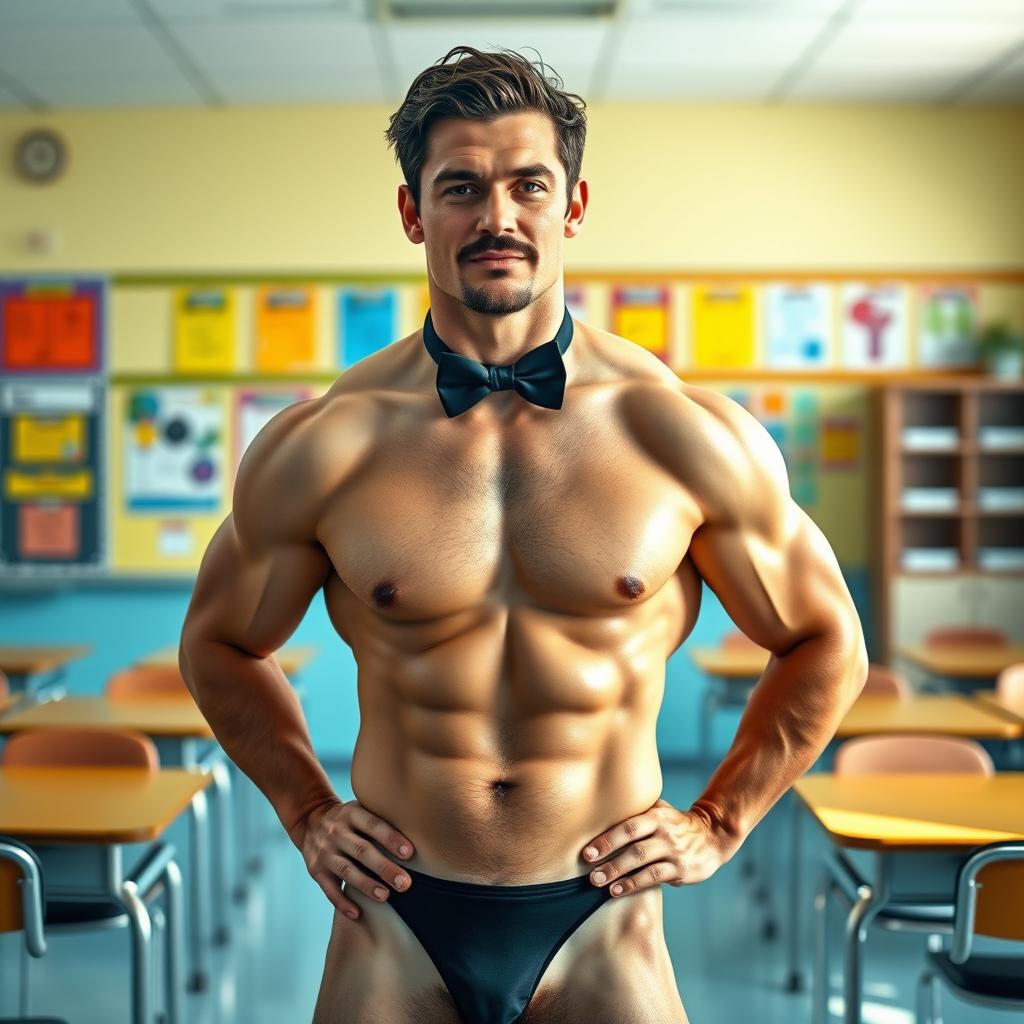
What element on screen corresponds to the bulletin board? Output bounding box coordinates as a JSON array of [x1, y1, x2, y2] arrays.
[[0, 269, 1019, 583]]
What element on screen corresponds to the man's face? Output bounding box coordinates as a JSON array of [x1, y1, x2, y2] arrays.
[[398, 111, 585, 317]]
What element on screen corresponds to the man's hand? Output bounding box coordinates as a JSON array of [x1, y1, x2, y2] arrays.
[[580, 798, 731, 897], [297, 799, 416, 921]]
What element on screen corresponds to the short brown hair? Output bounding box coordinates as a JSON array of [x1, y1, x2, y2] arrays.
[[384, 45, 587, 216]]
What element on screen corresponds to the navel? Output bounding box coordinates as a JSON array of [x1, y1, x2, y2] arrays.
[[489, 779, 517, 799], [372, 581, 399, 607], [616, 574, 646, 600]]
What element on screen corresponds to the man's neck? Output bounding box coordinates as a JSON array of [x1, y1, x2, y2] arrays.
[[426, 286, 567, 368]]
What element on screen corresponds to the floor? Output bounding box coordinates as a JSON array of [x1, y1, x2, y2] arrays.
[[2, 764, 1010, 1024]]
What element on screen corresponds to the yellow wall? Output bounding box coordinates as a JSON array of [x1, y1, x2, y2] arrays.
[[1, 103, 1023, 275]]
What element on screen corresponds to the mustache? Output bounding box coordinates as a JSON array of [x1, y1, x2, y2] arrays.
[[462, 238, 535, 260]]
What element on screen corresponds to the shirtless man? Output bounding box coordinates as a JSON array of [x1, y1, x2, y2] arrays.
[[178, 45, 868, 1024]]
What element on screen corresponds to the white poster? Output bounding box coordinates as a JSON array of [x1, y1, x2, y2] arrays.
[[763, 283, 833, 368], [124, 387, 223, 512]]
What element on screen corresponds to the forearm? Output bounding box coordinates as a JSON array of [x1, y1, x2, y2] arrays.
[[690, 627, 868, 857], [179, 635, 341, 848]]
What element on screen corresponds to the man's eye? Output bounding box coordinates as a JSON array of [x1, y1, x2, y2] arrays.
[[447, 184, 474, 195], [521, 182, 544, 192], [445, 182, 545, 196]]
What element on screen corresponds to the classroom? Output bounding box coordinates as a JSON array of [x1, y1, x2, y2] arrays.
[[0, 2, 1023, 1023]]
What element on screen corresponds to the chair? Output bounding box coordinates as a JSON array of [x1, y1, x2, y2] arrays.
[[106, 665, 194, 701], [916, 842, 1024, 1023], [858, 663, 911, 700], [924, 626, 1008, 648], [0, 837, 68, 1023], [995, 662, 1024, 704], [1, 729, 182, 1023], [814, 735, 995, 1020], [834, 734, 995, 776]]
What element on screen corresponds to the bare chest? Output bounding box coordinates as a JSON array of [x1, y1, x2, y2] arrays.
[[318, 393, 700, 622]]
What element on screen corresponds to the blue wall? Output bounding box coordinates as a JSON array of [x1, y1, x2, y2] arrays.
[[0, 566, 871, 765]]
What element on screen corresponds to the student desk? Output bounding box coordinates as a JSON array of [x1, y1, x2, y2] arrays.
[[0, 765, 211, 1024], [897, 643, 1024, 694], [687, 646, 770, 763], [794, 773, 1024, 1024], [783, 695, 1024, 993], [139, 643, 317, 873], [0, 645, 92, 700], [0, 696, 229, 989]]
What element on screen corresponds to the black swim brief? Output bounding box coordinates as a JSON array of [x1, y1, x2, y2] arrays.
[[368, 864, 613, 1024]]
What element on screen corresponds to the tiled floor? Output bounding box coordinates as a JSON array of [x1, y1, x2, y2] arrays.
[[3, 765, 1010, 1023]]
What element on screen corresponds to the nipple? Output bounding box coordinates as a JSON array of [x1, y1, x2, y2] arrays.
[[616, 574, 645, 600], [372, 581, 399, 607]]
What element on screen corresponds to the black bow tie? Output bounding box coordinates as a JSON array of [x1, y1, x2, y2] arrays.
[[422, 306, 574, 418]]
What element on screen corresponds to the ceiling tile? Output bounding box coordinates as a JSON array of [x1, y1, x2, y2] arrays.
[[0, 0, 138, 26], [24, 70, 202, 108], [609, 13, 827, 66], [170, 14, 377, 70], [0, 24, 186, 76], [213, 66, 389, 102]]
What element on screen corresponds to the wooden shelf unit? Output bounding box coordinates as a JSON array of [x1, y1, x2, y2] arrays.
[[874, 378, 1024, 662]]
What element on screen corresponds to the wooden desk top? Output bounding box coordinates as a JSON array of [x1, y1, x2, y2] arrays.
[[975, 691, 1024, 725], [794, 773, 1024, 851], [688, 647, 770, 678], [897, 644, 1024, 678], [141, 644, 317, 676], [0, 766, 211, 843], [0, 696, 213, 739], [0, 646, 92, 677], [837, 695, 1023, 740]]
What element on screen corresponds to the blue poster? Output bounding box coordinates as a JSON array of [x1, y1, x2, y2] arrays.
[[338, 286, 398, 367]]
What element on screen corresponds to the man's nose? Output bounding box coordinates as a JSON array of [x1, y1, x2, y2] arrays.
[[475, 186, 518, 238]]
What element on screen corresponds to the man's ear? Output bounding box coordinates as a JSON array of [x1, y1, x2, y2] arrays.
[[564, 178, 588, 240], [398, 184, 424, 244]]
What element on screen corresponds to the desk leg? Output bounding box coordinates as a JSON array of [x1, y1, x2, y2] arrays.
[[785, 795, 804, 991], [188, 790, 211, 992], [118, 878, 154, 1024], [211, 760, 234, 945], [164, 857, 185, 1024], [700, 682, 714, 769], [812, 869, 830, 1024], [841, 855, 889, 1024]]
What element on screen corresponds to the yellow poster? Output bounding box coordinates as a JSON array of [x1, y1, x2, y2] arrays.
[[5, 470, 93, 499], [692, 284, 757, 368], [611, 286, 670, 361], [173, 287, 236, 373], [14, 413, 85, 463], [254, 286, 317, 372]]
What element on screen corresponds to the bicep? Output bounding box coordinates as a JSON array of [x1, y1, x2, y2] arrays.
[[684, 390, 860, 657], [181, 513, 330, 659]]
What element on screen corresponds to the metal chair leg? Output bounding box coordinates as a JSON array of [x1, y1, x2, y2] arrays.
[[19, 933, 30, 1017], [812, 871, 830, 1024], [915, 969, 942, 1024], [119, 878, 154, 1024]]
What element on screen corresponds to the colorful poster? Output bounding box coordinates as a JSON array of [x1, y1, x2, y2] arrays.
[[173, 288, 236, 373], [0, 378, 104, 568], [916, 284, 979, 368], [763, 283, 832, 368], [124, 387, 223, 512], [234, 387, 314, 471], [254, 285, 317, 372], [611, 286, 671, 362], [840, 283, 908, 369], [692, 284, 756, 368], [821, 415, 861, 470], [0, 277, 104, 374], [339, 286, 398, 366]]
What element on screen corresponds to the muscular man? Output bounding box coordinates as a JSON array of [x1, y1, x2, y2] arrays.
[[179, 45, 867, 1024]]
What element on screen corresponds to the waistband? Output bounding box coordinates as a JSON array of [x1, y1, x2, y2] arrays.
[[378, 864, 598, 899]]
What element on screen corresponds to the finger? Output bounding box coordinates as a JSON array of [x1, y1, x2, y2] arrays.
[[351, 804, 415, 859], [341, 831, 412, 895], [313, 870, 363, 921], [582, 812, 658, 864], [332, 852, 403, 903], [588, 836, 669, 888], [605, 861, 678, 898]]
